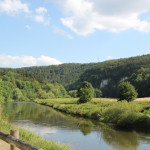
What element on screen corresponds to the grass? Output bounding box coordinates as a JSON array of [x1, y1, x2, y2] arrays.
[[0, 104, 69, 150], [35, 98, 150, 128]]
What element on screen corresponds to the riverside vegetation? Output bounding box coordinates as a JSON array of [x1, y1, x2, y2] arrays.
[[36, 98, 150, 129], [0, 103, 69, 150]]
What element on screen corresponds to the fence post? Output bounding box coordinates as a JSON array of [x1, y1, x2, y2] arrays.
[[10, 130, 19, 150]]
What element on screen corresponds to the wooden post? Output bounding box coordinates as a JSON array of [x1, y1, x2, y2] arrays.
[[10, 130, 19, 150], [0, 131, 43, 150]]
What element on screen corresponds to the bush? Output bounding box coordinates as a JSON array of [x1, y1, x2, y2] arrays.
[[77, 81, 94, 103], [118, 81, 138, 102], [102, 101, 141, 126]]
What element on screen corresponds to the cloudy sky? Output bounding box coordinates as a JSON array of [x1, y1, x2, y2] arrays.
[[0, 0, 150, 68]]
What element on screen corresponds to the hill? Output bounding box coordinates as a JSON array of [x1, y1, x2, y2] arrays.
[[1, 54, 150, 98], [0, 71, 67, 102]]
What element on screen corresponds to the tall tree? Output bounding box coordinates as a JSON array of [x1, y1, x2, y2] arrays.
[[118, 81, 138, 102], [77, 81, 94, 103]]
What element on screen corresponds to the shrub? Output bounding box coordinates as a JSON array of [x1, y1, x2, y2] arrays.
[[77, 81, 94, 103], [118, 81, 138, 102], [102, 101, 141, 126]]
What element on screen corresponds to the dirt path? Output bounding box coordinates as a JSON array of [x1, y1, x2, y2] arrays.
[[0, 140, 10, 150], [135, 97, 150, 101]]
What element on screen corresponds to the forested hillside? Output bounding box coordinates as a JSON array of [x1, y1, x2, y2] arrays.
[[16, 63, 96, 90], [80, 54, 150, 97], [0, 54, 150, 98], [0, 71, 67, 102]]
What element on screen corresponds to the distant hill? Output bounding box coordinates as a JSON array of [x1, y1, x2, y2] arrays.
[[16, 63, 96, 90], [1, 54, 150, 98]]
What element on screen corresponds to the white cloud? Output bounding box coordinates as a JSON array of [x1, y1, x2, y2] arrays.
[[0, 1, 50, 25], [0, 0, 30, 14], [35, 7, 47, 14], [35, 15, 45, 23], [53, 26, 74, 39], [15, 121, 57, 136], [0, 55, 62, 68], [34, 7, 50, 25], [25, 25, 30, 29], [54, 0, 150, 35]]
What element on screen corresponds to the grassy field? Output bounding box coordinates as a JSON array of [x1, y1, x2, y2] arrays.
[[0, 104, 69, 150], [36, 98, 150, 128]]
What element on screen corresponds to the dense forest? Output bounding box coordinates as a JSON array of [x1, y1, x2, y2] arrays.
[[0, 71, 67, 102], [0, 54, 150, 98]]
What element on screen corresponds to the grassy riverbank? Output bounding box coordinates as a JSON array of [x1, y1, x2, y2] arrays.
[[36, 98, 150, 128], [0, 105, 69, 150]]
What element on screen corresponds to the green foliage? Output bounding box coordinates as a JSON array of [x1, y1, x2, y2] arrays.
[[36, 98, 150, 128], [102, 101, 150, 127], [127, 68, 150, 97], [102, 101, 140, 126], [118, 81, 138, 102], [10, 54, 150, 98], [1, 54, 150, 98], [0, 71, 67, 102], [12, 88, 24, 101], [77, 81, 94, 103], [94, 89, 103, 98], [68, 90, 78, 98]]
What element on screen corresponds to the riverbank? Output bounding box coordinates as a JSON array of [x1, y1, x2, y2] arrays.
[[35, 98, 150, 129], [0, 118, 69, 150], [0, 105, 69, 150]]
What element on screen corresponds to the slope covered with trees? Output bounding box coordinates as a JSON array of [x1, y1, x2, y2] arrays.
[[16, 63, 96, 90], [1, 54, 150, 98], [0, 71, 67, 102]]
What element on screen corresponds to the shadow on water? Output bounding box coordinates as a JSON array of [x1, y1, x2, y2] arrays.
[[2, 102, 150, 150]]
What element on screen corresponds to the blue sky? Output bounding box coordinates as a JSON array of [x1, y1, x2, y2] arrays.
[[0, 0, 150, 68]]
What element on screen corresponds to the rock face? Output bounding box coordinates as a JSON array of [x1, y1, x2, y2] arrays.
[[100, 79, 109, 88]]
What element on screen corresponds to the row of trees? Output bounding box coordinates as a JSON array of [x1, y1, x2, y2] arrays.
[[77, 81, 138, 103]]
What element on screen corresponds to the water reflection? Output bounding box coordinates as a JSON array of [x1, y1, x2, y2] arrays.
[[100, 126, 139, 150], [2, 102, 150, 150]]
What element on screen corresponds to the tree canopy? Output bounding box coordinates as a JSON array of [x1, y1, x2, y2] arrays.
[[0, 71, 67, 102], [77, 81, 94, 103], [118, 81, 138, 102]]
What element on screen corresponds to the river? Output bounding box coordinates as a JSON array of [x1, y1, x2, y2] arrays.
[[1, 102, 150, 150]]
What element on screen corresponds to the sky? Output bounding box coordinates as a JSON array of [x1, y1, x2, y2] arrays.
[[0, 0, 150, 68]]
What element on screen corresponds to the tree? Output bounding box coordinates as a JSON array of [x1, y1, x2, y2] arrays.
[[94, 89, 103, 98], [118, 81, 138, 102], [77, 81, 94, 103], [12, 88, 24, 101]]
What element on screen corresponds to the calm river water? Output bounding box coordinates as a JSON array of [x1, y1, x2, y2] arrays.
[[2, 102, 150, 150]]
